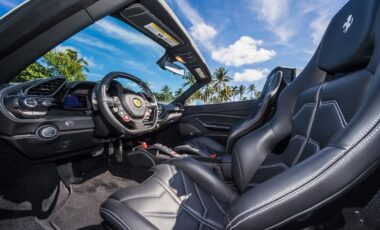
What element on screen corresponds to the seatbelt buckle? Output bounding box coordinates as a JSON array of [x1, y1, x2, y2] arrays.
[[210, 153, 217, 158]]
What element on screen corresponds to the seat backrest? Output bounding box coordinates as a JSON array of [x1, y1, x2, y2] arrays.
[[227, 0, 380, 228], [225, 70, 283, 153]]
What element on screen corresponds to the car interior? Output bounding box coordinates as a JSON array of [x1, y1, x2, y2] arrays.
[[2, 0, 380, 229]]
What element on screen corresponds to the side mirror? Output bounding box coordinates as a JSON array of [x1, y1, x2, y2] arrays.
[[163, 61, 185, 76]]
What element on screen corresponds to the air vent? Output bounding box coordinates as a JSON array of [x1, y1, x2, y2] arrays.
[[26, 78, 66, 96], [176, 103, 184, 111], [158, 104, 164, 116]]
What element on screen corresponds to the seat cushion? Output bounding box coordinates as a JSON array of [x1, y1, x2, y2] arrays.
[[174, 136, 226, 157], [101, 157, 238, 230]]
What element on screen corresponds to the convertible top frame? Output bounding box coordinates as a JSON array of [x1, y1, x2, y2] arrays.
[[0, 0, 211, 103]]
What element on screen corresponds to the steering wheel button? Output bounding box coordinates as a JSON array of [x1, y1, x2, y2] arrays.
[[122, 115, 129, 122]]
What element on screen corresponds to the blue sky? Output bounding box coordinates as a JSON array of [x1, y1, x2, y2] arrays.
[[0, 0, 347, 95]]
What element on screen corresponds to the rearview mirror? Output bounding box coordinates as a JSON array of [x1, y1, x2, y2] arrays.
[[158, 53, 185, 76], [163, 61, 185, 76]]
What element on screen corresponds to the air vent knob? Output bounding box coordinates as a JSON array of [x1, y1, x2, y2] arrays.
[[23, 98, 38, 108], [37, 126, 58, 139], [42, 100, 52, 107]]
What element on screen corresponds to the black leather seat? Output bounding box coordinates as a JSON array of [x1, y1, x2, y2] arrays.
[[101, 0, 380, 229], [174, 70, 283, 157]]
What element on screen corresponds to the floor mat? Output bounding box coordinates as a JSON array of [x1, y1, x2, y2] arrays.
[[52, 166, 151, 230]]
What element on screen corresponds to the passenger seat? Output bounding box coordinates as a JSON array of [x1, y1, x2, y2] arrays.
[[175, 70, 284, 157]]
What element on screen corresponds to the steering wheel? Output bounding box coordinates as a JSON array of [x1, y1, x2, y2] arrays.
[[96, 72, 158, 135]]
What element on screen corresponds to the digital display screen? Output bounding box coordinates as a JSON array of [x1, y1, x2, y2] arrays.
[[63, 94, 87, 109]]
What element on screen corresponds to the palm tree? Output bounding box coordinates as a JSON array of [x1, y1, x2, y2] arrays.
[[255, 90, 262, 99], [231, 86, 239, 102], [213, 67, 231, 100], [238, 85, 246, 101], [193, 90, 203, 101], [175, 88, 184, 97], [203, 84, 214, 103], [182, 72, 196, 88], [247, 83, 257, 99], [219, 86, 232, 103], [16, 48, 89, 82], [161, 85, 173, 101]]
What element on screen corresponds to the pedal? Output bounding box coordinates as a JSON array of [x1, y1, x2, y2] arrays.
[[115, 140, 123, 162], [91, 145, 104, 157]]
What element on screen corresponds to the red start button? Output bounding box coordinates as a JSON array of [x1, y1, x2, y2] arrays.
[[122, 115, 129, 122]]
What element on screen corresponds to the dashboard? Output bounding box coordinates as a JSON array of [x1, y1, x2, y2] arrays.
[[0, 77, 183, 160]]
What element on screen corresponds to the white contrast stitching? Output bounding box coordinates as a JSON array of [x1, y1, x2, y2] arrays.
[[292, 103, 315, 120], [227, 122, 380, 229], [292, 84, 326, 167], [227, 83, 380, 229], [195, 183, 207, 230], [100, 208, 131, 230], [259, 163, 289, 169], [320, 100, 348, 127]]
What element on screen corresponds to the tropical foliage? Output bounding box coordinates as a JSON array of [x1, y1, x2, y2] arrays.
[[14, 48, 262, 104], [182, 67, 262, 105], [155, 67, 263, 104], [14, 48, 89, 82]]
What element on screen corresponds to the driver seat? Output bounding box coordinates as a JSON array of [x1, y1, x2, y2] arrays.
[[174, 70, 284, 158], [101, 0, 380, 229]]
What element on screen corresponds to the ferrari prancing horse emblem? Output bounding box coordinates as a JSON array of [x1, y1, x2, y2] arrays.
[[133, 98, 142, 108]]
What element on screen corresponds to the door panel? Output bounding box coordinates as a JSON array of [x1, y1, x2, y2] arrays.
[[179, 100, 254, 144]]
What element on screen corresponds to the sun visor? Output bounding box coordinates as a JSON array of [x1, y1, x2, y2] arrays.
[[120, 4, 184, 49]]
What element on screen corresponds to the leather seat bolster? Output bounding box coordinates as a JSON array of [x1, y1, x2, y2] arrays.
[[101, 198, 158, 230], [101, 157, 232, 229], [232, 123, 279, 192], [227, 115, 380, 229], [226, 71, 283, 153], [170, 157, 239, 203]]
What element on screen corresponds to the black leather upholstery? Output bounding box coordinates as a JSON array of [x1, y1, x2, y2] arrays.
[[102, 0, 380, 229], [175, 71, 283, 157], [317, 0, 376, 73], [175, 136, 226, 157], [101, 157, 238, 230]]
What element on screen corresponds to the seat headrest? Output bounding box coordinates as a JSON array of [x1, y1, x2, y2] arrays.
[[317, 0, 379, 73]]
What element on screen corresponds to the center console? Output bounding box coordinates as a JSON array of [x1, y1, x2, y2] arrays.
[[126, 143, 232, 179]]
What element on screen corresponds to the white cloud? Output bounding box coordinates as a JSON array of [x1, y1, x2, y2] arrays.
[[256, 0, 289, 24], [0, 0, 18, 8], [300, 0, 348, 44], [252, 0, 296, 43], [189, 23, 217, 49], [233, 68, 270, 82], [72, 35, 118, 52], [211, 36, 276, 67], [94, 19, 159, 49], [309, 13, 331, 44], [55, 45, 77, 53], [251, 0, 347, 45], [170, 0, 217, 51]]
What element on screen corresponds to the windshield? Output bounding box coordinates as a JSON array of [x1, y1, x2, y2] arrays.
[[9, 15, 192, 103]]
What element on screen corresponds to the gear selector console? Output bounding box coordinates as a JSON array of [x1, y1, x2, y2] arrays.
[[126, 143, 186, 167]]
